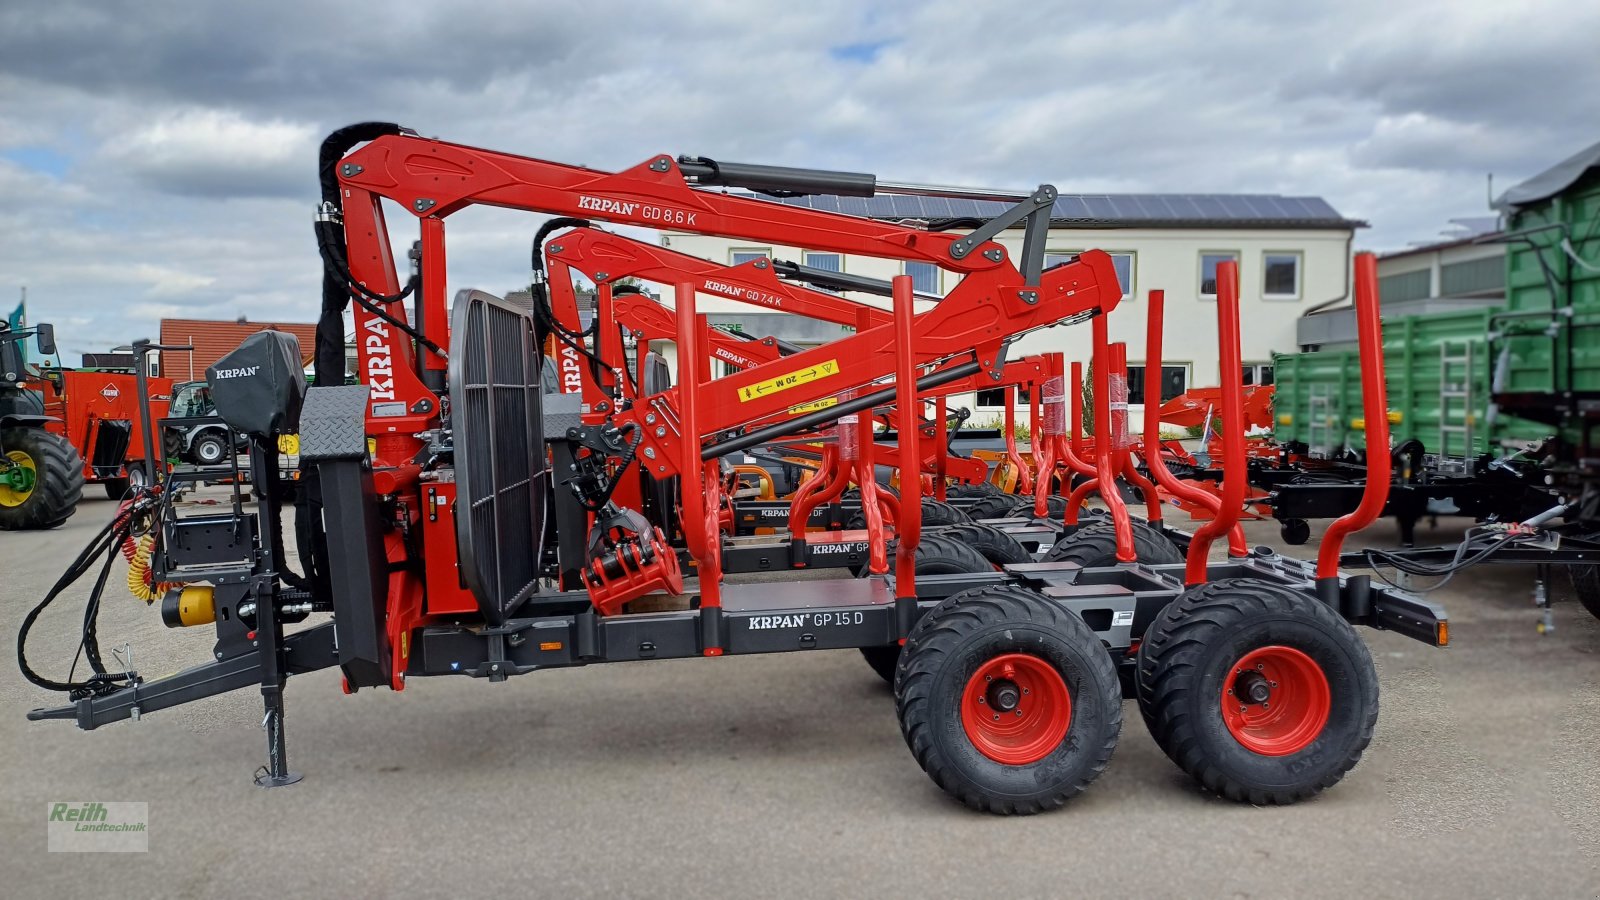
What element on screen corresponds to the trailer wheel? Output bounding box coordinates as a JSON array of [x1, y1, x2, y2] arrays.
[[1134, 577, 1378, 804], [965, 492, 1021, 521], [939, 522, 1033, 568], [846, 496, 969, 531], [1567, 564, 1600, 622], [1044, 519, 1183, 567], [947, 481, 1004, 499], [1279, 518, 1311, 546], [1009, 494, 1068, 520], [859, 534, 993, 683], [896, 583, 1121, 814], [101, 461, 149, 500], [0, 427, 84, 530]]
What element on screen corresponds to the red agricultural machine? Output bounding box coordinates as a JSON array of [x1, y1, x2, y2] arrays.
[[22, 124, 1445, 814], [1, 322, 176, 530]]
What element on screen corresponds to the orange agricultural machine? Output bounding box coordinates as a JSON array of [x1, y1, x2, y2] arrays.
[[23, 124, 1445, 815]]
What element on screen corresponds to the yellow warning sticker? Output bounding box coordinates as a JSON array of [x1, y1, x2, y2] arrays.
[[788, 397, 839, 415], [738, 359, 839, 402]]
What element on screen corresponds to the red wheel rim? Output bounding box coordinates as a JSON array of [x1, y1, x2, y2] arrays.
[[1220, 645, 1330, 756], [960, 653, 1072, 765]]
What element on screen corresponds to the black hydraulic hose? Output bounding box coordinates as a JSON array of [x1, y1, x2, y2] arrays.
[[529, 218, 610, 381], [703, 359, 982, 459], [313, 222, 445, 361], [315, 123, 408, 385], [1362, 525, 1535, 592], [68, 532, 122, 685], [17, 511, 133, 694]]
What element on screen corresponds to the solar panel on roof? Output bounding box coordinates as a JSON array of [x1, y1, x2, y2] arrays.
[[739, 189, 1353, 227]]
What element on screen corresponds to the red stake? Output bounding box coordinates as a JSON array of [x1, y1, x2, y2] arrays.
[[1317, 253, 1390, 580], [675, 283, 722, 625], [1142, 290, 1247, 557], [1184, 262, 1247, 585], [893, 274, 922, 596], [1092, 314, 1136, 563]]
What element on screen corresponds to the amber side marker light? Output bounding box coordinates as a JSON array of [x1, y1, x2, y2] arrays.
[[1436, 621, 1449, 647]]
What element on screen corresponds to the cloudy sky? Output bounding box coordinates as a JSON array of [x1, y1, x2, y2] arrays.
[[3, 0, 1597, 358]]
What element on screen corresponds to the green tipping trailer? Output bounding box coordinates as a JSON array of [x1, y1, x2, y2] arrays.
[[1494, 144, 1600, 415], [1274, 306, 1547, 460]]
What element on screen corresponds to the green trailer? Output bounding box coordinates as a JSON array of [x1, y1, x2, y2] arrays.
[[1274, 306, 1547, 461], [1492, 141, 1600, 438]]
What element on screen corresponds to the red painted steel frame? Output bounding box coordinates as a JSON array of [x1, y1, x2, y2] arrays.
[[549, 227, 892, 330], [1183, 262, 1247, 585], [1109, 341, 1163, 523], [1091, 315, 1136, 562], [675, 282, 725, 645], [893, 275, 922, 597], [610, 292, 785, 372], [1317, 254, 1390, 579], [1003, 385, 1032, 494], [1141, 289, 1247, 555], [336, 134, 1120, 479]]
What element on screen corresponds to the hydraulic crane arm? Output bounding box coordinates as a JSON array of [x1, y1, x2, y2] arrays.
[[327, 127, 1088, 479]]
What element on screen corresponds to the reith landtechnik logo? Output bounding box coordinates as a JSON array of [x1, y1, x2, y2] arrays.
[[46, 801, 148, 852]]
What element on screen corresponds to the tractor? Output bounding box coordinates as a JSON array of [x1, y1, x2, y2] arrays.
[[0, 321, 83, 529]]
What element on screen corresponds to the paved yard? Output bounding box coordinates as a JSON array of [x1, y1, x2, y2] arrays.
[[2, 497, 1597, 898]]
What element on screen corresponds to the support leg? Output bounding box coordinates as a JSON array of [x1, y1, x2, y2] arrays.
[[253, 581, 302, 788]]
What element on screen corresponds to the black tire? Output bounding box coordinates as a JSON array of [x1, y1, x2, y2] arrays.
[[846, 496, 970, 531], [1134, 577, 1379, 804], [1279, 518, 1311, 546], [101, 461, 149, 501], [859, 533, 993, 682], [896, 583, 1122, 815], [1569, 564, 1600, 622], [1009, 494, 1068, 520], [0, 427, 84, 530], [1044, 519, 1183, 567], [946, 481, 1004, 499], [191, 431, 228, 466], [939, 522, 1032, 567], [921, 498, 970, 525], [965, 492, 1020, 521]]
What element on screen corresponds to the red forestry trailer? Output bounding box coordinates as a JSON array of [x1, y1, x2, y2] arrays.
[[21, 124, 1446, 814]]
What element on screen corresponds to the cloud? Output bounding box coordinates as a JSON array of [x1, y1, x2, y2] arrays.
[[100, 109, 317, 198], [0, 0, 1596, 359]]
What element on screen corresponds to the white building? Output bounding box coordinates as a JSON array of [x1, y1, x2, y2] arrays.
[[1296, 217, 1504, 351], [645, 193, 1362, 425]]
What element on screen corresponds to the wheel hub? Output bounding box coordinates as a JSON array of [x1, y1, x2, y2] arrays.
[[986, 679, 1022, 712], [1220, 645, 1331, 756], [1232, 670, 1272, 705], [0, 449, 37, 506], [960, 653, 1072, 765]]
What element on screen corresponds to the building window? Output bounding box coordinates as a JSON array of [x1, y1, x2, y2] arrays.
[[1046, 251, 1134, 299], [1262, 252, 1301, 299], [904, 261, 940, 294], [803, 252, 842, 272], [976, 387, 1032, 406], [1199, 252, 1239, 299], [1125, 364, 1188, 403], [1243, 363, 1275, 386], [730, 248, 771, 266], [1379, 269, 1431, 304], [1440, 256, 1504, 297]]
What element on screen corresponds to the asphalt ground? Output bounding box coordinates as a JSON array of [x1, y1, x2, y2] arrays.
[[2, 494, 1598, 898]]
